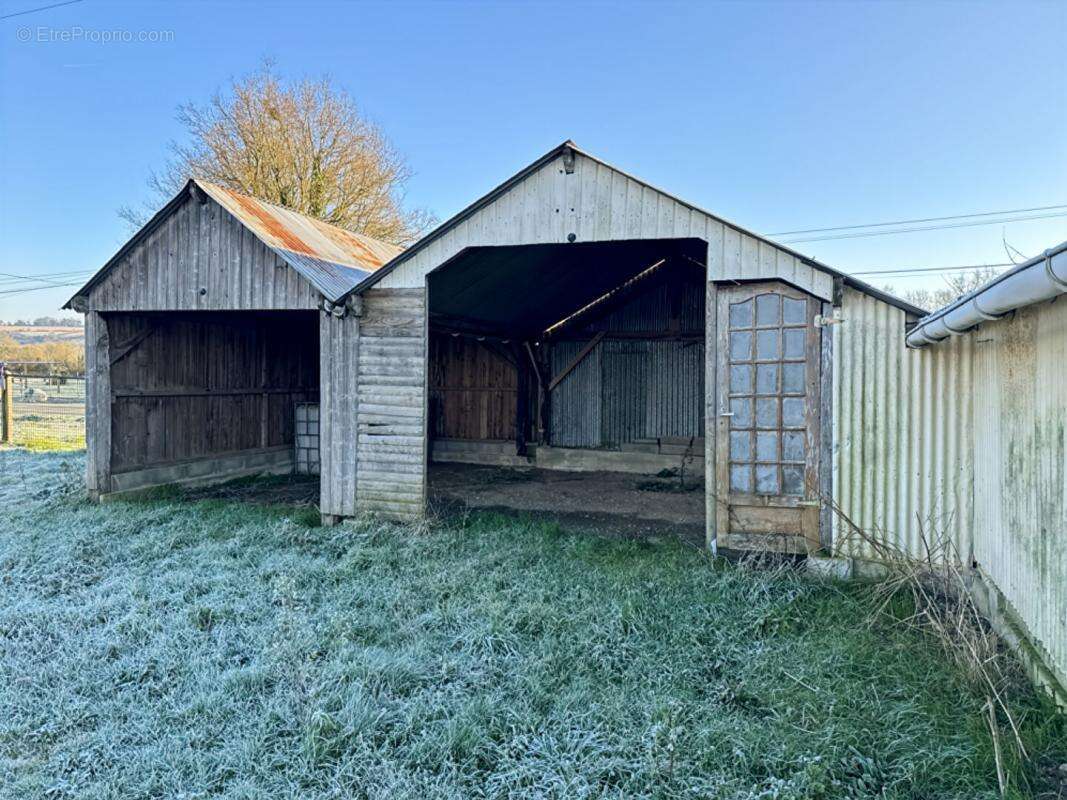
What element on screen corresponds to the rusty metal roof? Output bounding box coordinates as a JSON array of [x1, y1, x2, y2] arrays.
[[66, 179, 403, 308], [196, 180, 403, 302]]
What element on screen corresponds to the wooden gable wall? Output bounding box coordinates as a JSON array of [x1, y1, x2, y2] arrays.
[[85, 194, 321, 312]]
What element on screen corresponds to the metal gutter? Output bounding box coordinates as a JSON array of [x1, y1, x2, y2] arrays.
[[905, 241, 1067, 348]]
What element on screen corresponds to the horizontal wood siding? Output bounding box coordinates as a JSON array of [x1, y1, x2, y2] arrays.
[[356, 289, 426, 517], [88, 195, 320, 312], [319, 311, 360, 517], [376, 152, 833, 302], [107, 312, 319, 473]]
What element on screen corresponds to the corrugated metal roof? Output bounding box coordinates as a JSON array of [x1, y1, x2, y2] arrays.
[[66, 179, 403, 308], [196, 181, 403, 302]]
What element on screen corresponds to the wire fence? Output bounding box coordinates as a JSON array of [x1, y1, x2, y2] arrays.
[[2, 373, 86, 451]]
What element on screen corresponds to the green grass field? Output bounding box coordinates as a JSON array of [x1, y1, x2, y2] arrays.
[[0, 450, 1062, 799]]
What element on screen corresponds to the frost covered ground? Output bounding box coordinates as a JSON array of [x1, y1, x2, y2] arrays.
[[0, 449, 1062, 799]]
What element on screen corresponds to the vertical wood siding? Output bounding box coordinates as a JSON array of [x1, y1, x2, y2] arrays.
[[355, 289, 427, 518], [107, 313, 318, 474], [833, 287, 975, 558], [375, 152, 835, 302], [87, 195, 320, 312], [84, 311, 111, 497], [429, 334, 518, 441], [970, 298, 1067, 687], [320, 312, 360, 517]]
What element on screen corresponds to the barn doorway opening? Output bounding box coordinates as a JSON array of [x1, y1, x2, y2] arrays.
[[426, 238, 707, 540], [103, 310, 320, 495]]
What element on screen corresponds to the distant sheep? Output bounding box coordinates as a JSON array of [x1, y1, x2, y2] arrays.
[[22, 387, 48, 403]]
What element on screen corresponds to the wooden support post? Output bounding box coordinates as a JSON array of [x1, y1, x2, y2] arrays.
[[85, 312, 112, 500], [513, 343, 530, 456], [536, 343, 552, 444], [1, 371, 12, 444]]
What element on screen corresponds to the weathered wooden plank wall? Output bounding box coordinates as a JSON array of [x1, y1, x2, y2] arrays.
[[428, 334, 517, 441], [374, 151, 834, 302], [107, 312, 319, 474], [87, 194, 320, 312], [84, 311, 111, 498], [355, 289, 427, 517], [319, 311, 360, 517]]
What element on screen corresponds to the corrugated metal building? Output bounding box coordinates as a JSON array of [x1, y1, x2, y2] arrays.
[[70, 144, 1064, 699]]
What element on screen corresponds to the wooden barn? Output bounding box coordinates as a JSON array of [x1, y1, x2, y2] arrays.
[[68, 142, 1067, 702], [68, 141, 952, 556]]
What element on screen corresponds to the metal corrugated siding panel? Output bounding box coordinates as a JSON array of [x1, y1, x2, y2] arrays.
[[198, 181, 402, 302], [971, 298, 1067, 685], [550, 341, 601, 448], [375, 152, 835, 302], [832, 287, 975, 559], [276, 251, 372, 302], [549, 338, 703, 449], [88, 193, 320, 311], [576, 280, 705, 334]]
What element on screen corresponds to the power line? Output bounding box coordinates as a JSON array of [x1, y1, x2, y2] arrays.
[[768, 203, 1067, 237], [780, 210, 1067, 244], [0, 282, 82, 297], [0, 0, 83, 20], [849, 263, 1012, 277]]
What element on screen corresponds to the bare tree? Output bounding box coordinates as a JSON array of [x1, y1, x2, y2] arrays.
[[891, 267, 1003, 312], [120, 64, 434, 245]]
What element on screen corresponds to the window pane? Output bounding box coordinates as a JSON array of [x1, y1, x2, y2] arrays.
[[783, 328, 805, 359], [730, 431, 753, 461], [730, 364, 753, 394], [729, 299, 753, 328], [782, 363, 805, 394], [756, 364, 779, 395], [730, 465, 753, 493], [755, 398, 778, 429], [730, 397, 753, 428], [783, 431, 805, 461], [755, 294, 781, 326], [730, 331, 752, 361], [755, 465, 780, 495], [782, 464, 805, 495], [756, 329, 780, 360], [783, 397, 805, 427], [783, 296, 807, 325], [756, 431, 778, 462]]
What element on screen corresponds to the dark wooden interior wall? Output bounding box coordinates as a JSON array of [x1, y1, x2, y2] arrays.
[[107, 311, 319, 473], [428, 334, 518, 441]]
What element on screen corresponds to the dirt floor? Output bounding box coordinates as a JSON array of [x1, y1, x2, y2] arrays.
[[172, 463, 707, 545], [429, 462, 706, 544]]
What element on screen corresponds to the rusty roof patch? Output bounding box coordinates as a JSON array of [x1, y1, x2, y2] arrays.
[[66, 179, 406, 307]]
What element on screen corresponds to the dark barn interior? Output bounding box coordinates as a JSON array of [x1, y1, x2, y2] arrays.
[[426, 238, 708, 538], [103, 311, 319, 491]]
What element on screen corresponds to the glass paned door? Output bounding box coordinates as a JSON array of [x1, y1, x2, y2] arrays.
[[715, 282, 821, 553]]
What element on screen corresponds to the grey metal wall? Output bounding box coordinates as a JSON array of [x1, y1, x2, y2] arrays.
[[551, 278, 705, 449], [832, 287, 975, 559], [551, 339, 704, 448], [970, 298, 1067, 688], [86, 194, 320, 312]]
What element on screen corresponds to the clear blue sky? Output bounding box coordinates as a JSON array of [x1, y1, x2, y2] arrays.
[[2, 0, 1065, 319]]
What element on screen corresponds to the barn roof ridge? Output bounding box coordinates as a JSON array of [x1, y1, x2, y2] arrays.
[[65, 179, 403, 308], [347, 140, 925, 317]]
